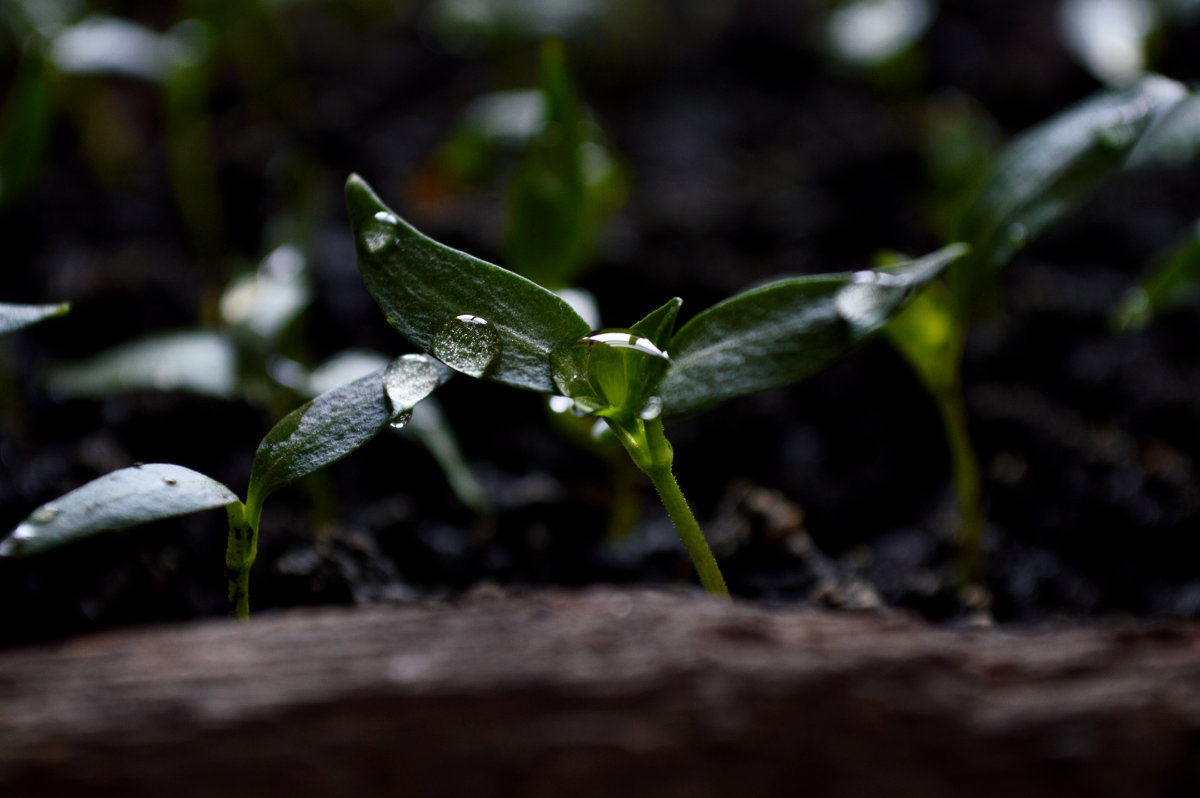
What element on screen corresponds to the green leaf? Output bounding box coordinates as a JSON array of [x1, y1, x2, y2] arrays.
[[0, 301, 69, 336], [950, 75, 1188, 305], [883, 278, 961, 395], [0, 464, 238, 557], [245, 355, 448, 523], [1113, 219, 1200, 331], [1126, 91, 1200, 170], [48, 331, 239, 400], [630, 297, 683, 350], [346, 173, 590, 393], [0, 52, 52, 209], [505, 38, 589, 289], [660, 244, 968, 418]]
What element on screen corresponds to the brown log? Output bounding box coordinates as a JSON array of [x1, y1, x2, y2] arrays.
[[1, 588, 1199, 797]]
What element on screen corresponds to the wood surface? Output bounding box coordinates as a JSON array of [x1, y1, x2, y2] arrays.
[[2, 588, 1199, 797]]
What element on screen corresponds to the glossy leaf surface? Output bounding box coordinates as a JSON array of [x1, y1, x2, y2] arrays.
[[630, 297, 683, 350], [0, 464, 237, 557], [0, 301, 69, 336], [346, 173, 590, 393], [660, 244, 967, 418], [951, 75, 1187, 303], [246, 358, 447, 521]]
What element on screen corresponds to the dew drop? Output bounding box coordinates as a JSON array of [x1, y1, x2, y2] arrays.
[[432, 315, 501, 377], [550, 330, 671, 419], [362, 211, 399, 254], [638, 395, 664, 420], [548, 395, 574, 414], [835, 271, 904, 330], [30, 505, 62, 524], [383, 354, 441, 422], [389, 410, 414, 430]]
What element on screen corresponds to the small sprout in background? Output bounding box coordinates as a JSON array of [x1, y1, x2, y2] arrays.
[[1057, 0, 1158, 87], [825, 0, 934, 68], [891, 73, 1200, 586], [1113, 218, 1200, 331], [0, 301, 70, 337], [347, 173, 965, 598]]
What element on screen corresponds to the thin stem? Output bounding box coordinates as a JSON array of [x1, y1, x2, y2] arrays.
[[608, 416, 730, 599], [225, 501, 258, 620], [934, 386, 985, 586]]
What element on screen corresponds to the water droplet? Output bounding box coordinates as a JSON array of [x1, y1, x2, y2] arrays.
[[432, 315, 501, 377], [1095, 122, 1137, 150], [548, 395, 574, 414], [389, 410, 414, 430], [835, 271, 906, 330], [383, 354, 440, 421], [362, 211, 399, 254], [590, 419, 612, 441], [550, 330, 671, 419], [638, 395, 664, 420], [30, 506, 61, 524]]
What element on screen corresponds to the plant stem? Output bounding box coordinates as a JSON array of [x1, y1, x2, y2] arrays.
[[225, 501, 258, 620], [608, 416, 730, 599], [934, 386, 984, 586]]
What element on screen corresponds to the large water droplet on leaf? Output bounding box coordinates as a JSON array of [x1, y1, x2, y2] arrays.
[[550, 330, 671, 420], [362, 211, 400, 254], [835, 271, 909, 331], [389, 410, 414, 430], [383, 354, 440, 422], [432, 315, 501, 377]]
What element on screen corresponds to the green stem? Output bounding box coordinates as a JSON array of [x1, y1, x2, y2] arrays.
[[225, 501, 258, 620], [934, 386, 985, 586], [608, 416, 730, 599]]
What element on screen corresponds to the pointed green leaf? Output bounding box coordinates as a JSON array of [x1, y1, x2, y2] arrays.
[[660, 245, 968, 418], [1113, 219, 1200, 331], [505, 38, 589, 289], [0, 301, 69, 336], [631, 297, 683, 350], [245, 356, 448, 522], [48, 331, 239, 400], [346, 173, 590, 393], [951, 75, 1187, 303], [0, 464, 238, 557], [883, 278, 961, 395]]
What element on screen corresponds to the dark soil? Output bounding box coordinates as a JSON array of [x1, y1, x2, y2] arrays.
[[4, 0, 1200, 647]]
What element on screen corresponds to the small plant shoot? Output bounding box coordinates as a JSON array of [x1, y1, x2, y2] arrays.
[[0, 301, 70, 336], [347, 173, 966, 597], [889, 73, 1200, 585], [1, 354, 448, 619]]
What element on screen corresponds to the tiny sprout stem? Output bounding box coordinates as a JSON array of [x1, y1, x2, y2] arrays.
[[225, 501, 258, 620], [934, 385, 984, 587], [607, 416, 730, 599]]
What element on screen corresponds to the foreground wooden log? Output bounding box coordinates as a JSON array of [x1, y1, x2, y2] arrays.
[[1, 588, 1199, 797]]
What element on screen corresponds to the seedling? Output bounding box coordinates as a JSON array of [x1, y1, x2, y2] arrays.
[[0, 302, 70, 336], [1, 353, 449, 618], [346, 174, 966, 597], [890, 73, 1200, 583]]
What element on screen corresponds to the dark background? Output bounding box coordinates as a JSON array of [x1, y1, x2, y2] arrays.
[[3, 0, 1200, 647]]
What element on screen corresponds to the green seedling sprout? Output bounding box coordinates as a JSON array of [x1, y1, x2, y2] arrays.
[[0, 355, 450, 619], [346, 173, 967, 597], [890, 73, 1200, 586], [0, 302, 70, 336]]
